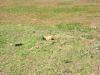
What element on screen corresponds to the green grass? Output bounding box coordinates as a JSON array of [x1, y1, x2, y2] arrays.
[[0, 0, 100, 75], [0, 5, 99, 14], [0, 36, 6, 48], [56, 23, 93, 32], [0, 22, 100, 75]]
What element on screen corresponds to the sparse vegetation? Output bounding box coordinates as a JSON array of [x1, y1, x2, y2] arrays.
[[56, 23, 92, 32], [0, 0, 100, 75]]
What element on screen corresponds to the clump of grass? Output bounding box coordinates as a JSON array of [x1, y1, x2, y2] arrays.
[[56, 23, 92, 32], [82, 34, 94, 39], [16, 49, 30, 57], [64, 59, 73, 64], [0, 36, 6, 48]]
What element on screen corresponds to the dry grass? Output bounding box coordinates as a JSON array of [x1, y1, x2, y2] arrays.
[[0, 0, 100, 75]]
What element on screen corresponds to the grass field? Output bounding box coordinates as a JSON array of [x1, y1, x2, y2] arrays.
[[0, 0, 100, 75]]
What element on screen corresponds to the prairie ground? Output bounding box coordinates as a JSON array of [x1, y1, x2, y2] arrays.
[[0, 0, 100, 75]]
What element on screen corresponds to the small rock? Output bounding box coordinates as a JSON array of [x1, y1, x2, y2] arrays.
[[34, 46, 39, 49], [93, 43, 100, 50], [10, 43, 13, 46], [91, 26, 97, 29], [43, 35, 55, 41]]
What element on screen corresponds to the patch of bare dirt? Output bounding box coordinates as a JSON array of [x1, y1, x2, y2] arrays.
[[0, 71, 3, 75], [91, 70, 100, 75]]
